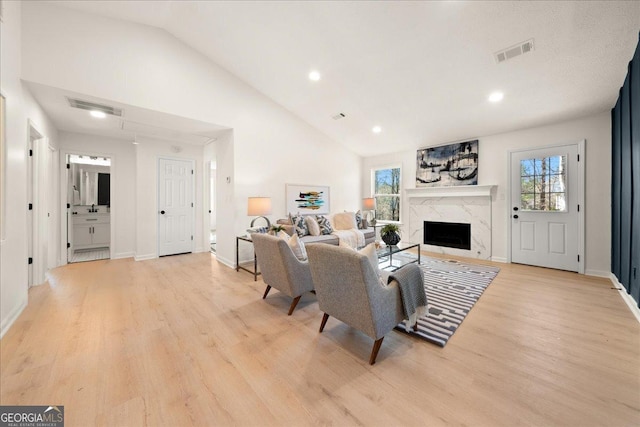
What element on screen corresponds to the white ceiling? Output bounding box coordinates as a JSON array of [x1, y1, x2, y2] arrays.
[[47, 1, 640, 155], [26, 82, 229, 145]]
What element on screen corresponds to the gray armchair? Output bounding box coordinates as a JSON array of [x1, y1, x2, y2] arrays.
[[306, 243, 405, 365], [251, 233, 315, 315]]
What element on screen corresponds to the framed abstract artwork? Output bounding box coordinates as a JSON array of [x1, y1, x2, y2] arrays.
[[285, 184, 330, 215], [416, 139, 478, 187]]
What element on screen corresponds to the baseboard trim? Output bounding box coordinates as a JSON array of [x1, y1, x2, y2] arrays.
[[491, 256, 507, 263], [113, 252, 135, 260], [134, 254, 157, 262], [1, 298, 27, 339], [216, 255, 235, 269], [585, 269, 611, 278], [608, 273, 640, 324]]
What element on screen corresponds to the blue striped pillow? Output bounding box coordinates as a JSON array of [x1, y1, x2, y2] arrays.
[[316, 215, 334, 235], [289, 213, 309, 237]]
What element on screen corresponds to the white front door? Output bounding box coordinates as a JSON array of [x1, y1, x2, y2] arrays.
[[510, 143, 583, 272], [158, 158, 194, 256]]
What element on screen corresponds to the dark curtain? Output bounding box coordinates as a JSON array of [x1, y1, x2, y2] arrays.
[[612, 33, 640, 307]]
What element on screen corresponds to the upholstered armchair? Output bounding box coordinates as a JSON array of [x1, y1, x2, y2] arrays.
[[251, 233, 315, 315], [306, 244, 405, 365]]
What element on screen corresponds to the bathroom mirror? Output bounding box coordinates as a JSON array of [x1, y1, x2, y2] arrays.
[[68, 155, 111, 206]]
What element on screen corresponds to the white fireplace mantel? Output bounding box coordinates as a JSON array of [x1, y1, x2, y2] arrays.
[[405, 185, 496, 199]]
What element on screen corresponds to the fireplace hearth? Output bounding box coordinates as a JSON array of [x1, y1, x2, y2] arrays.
[[424, 221, 471, 250]]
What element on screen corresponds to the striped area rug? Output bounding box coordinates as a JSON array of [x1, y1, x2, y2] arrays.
[[393, 255, 500, 347]]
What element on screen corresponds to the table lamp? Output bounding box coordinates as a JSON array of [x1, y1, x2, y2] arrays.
[[362, 197, 376, 225], [248, 197, 272, 228]]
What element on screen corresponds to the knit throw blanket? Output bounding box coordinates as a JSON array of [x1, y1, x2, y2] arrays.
[[332, 229, 365, 249], [388, 264, 428, 330]]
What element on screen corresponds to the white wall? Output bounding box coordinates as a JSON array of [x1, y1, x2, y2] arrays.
[[1, 1, 60, 337], [58, 131, 136, 259], [21, 3, 362, 263], [363, 112, 612, 275], [206, 130, 235, 266]]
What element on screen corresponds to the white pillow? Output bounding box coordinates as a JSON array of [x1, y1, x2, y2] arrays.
[[340, 242, 380, 276], [277, 230, 307, 261], [305, 216, 321, 236], [358, 243, 380, 275], [333, 212, 358, 230]]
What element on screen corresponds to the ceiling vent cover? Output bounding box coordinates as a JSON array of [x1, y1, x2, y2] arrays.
[[332, 113, 346, 120], [495, 39, 535, 64], [67, 97, 123, 117]]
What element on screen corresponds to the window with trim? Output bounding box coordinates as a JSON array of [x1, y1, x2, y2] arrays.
[[372, 166, 401, 222]]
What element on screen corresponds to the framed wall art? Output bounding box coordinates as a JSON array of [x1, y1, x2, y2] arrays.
[[416, 139, 478, 187], [285, 184, 330, 215]]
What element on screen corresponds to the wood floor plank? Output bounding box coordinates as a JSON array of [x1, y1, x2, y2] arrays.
[[1, 252, 639, 426]]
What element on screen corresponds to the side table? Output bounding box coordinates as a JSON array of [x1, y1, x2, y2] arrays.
[[236, 235, 260, 281]]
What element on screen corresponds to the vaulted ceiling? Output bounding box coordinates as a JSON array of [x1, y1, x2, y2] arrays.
[[48, 1, 640, 155]]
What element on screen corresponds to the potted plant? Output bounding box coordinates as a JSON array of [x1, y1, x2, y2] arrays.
[[380, 224, 401, 246]]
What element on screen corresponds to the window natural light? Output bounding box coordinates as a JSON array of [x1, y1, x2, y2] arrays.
[[372, 166, 401, 222]]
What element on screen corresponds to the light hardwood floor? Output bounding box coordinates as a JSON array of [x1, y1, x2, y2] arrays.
[[1, 252, 639, 426]]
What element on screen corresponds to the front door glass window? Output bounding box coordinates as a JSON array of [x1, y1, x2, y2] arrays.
[[520, 155, 567, 211]]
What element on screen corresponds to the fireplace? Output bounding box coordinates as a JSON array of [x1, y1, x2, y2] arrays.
[[424, 221, 471, 250], [407, 186, 494, 260]]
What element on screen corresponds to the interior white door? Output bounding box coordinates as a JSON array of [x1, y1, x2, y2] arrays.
[[158, 158, 194, 256], [37, 142, 50, 277], [47, 146, 56, 269], [510, 144, 581, 272], [27, 138, 34, 287]]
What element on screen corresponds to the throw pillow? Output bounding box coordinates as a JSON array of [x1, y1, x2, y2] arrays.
[[358, 243, 380, 275], [355, 210, 363, 229], [246, 226, 268, 235], [333, 212, 358, 230], [289, 213, 309, 237], [305, 216, 321, 236], [340, 242, 384, 284], [359, 243, 386, 287], [277, 230, 308, 261], [316, 215, 334, 235]]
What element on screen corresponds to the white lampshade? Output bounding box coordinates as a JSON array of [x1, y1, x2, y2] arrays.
[[247, 197, 272, 216], [362, 197, 376, 210]]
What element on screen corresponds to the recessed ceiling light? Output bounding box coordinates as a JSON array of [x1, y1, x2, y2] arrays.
[[89, 110, 107, 118], [308, 71, 321, 81], [488, 92, 504, 103], [372, 126, 382, 134]]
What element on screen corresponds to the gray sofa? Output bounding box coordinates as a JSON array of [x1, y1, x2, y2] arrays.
[[276, 219, 375, 246]]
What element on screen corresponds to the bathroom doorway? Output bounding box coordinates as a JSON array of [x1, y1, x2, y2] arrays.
[[67, 153, 112, 263]]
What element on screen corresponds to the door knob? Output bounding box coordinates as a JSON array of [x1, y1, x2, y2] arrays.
[[513, 207, 519, 211], [513, 214, 519, 219], [160, 210, 165, 215]]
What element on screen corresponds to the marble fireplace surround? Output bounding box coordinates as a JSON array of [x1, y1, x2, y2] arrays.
[[405, 185, 496, 260]]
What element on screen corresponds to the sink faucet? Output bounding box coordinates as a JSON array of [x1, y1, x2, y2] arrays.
[[88, 204, 98, 213]]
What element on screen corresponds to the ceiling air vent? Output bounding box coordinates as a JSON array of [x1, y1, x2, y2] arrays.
[[494, 39, 535, 64], [332, 113, 346, 120], [67, 97, 123, 117]]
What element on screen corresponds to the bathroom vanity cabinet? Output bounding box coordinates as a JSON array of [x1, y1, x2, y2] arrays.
[[73, 213, 110, 250]]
